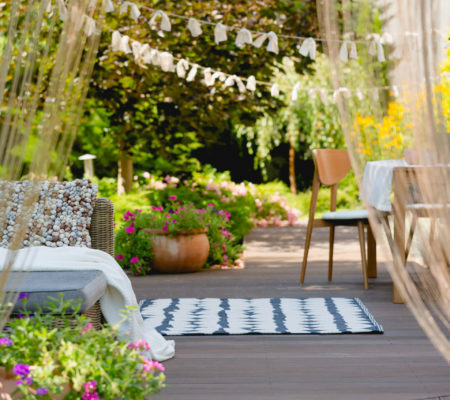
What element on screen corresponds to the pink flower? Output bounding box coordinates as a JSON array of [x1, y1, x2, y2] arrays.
[[259, 219, 268, 228], [154, 181, 167, 190], [171, 219, 177, 224], [169, 195, 177, 201], [84, 381, 97, 391], [142, 171, 151, 179], [125, 226, 135, 234], [129, 340, 150, 351], [207, 203, 214, 207], [162, 222, 169, 232], [143, 360, 165, 372], [116, 254, 124, 261], [130, 257, 139, 264], [81, 322, 93, 334]]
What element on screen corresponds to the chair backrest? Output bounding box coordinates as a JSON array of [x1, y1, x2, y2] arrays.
[[312, 149, 351, 186]]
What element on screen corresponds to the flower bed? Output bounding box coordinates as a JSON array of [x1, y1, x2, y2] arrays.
[[0, 295, 165, 399]]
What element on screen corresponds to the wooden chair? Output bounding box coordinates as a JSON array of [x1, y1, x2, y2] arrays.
[[299, 149, 370, 289]]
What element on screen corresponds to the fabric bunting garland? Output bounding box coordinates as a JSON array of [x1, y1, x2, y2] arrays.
[[253, 31, 279, 54], [109, 32, 408, 103], [298, 37, 316, 60], [187, 18, 202, 37], [214, 23, 228, 44], [235, 28, 253, 48], [149, 10, 171, 32]]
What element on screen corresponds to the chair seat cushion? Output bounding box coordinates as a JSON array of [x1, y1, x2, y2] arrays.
[[322, 209, 368, 221], [8, 270, 106, 313]]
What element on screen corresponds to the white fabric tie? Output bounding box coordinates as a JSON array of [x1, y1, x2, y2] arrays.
[[270, 83, 279, 97], [140, 44, 152, 64], [176, 59, 190, 78], [120, 2, 140, 20], [111, 30, 121, 52], [355, 88, 364, 101], [186, 64, 199, 81], [367, 34, 385, 62], [224, 75, 246, 93], [298, 38, 316, 60], [187, 18, 202, 37], [211, 71, 226, 84], [149, 10, 171, 32], [307, 88, 316, 100], [235, 28, 252, 48], [105, 0, 114, 13], [131, 40, 142, 61], [332, 87, 351, 103], [253, 31, 278, 54], [149, 49, 161, 66], [57, 0, 67, 21], [291, 82, 300, 101], [119, 35, 132, 54], [204, 68, 214, 86], [83, 16, 96, 37], [392, 85, 399, 98], [246, 75, 256, 91], [339, 40, 357, 61], [214, 23, 228, 44], [159, 52, 174, 72]]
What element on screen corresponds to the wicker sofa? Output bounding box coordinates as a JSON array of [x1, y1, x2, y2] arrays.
[[9, 197, 114, 329]]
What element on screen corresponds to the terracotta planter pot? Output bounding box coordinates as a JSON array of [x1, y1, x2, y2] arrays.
[[144, 228, 210, 273], [0, 367, 71, 399]]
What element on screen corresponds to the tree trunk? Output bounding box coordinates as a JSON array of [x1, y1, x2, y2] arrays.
[[117, 155, 133, 195], [288, 136, 297, 194]]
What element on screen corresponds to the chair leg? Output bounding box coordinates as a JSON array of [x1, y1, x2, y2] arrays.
[[300, 219, 314, 284], [357, 221, 369, 290], [328, 226, 335, 281], [300, 171, 320, 285]]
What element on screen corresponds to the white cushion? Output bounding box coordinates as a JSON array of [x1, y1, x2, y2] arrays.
[[322, 209, 368, 221]]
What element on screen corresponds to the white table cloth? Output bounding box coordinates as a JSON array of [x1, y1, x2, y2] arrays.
[[361, 159, 407, 212]]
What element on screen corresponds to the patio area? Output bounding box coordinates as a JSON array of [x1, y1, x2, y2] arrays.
[[132, 221, 450, 400]]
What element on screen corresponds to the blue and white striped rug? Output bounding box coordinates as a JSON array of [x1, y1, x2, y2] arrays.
[[139, 298, 383, 335]]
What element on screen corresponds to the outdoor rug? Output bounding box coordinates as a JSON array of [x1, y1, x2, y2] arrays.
[[139, 298, 384, 335]]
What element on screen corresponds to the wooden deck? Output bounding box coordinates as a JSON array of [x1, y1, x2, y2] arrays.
[[131, 221, 450, 400]]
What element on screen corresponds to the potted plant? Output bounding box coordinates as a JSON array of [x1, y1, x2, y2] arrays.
[[115, 197, 237, 274], [0, 295, 165, 399]]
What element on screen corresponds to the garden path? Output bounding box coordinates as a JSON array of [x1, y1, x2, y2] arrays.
[[131, 221, 450, 400]]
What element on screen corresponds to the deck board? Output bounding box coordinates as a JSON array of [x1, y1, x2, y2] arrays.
[[131, 222, 450, 400]]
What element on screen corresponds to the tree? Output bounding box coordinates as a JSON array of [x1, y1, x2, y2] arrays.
[[78, 0, 319, 193]]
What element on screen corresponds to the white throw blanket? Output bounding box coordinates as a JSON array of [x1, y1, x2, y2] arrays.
[[0, 246, 175, 362]]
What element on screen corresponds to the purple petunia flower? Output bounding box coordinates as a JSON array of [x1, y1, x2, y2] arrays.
[[130, 257, 139, 264], [13, 363, 30, 377], [17, 292, 30, 301], [115, 254, 124, 261], [0, 337, 13, 347], [36, 387, 49, 396]]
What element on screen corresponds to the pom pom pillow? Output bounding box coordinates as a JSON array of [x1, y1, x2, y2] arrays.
[[0, 179, 97, 248]]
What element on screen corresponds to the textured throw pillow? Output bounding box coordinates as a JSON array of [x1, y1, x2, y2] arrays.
[[0, 179, 98, 248]]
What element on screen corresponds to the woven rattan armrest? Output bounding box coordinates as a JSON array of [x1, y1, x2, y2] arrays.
[[89, 197, 114, 257]]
